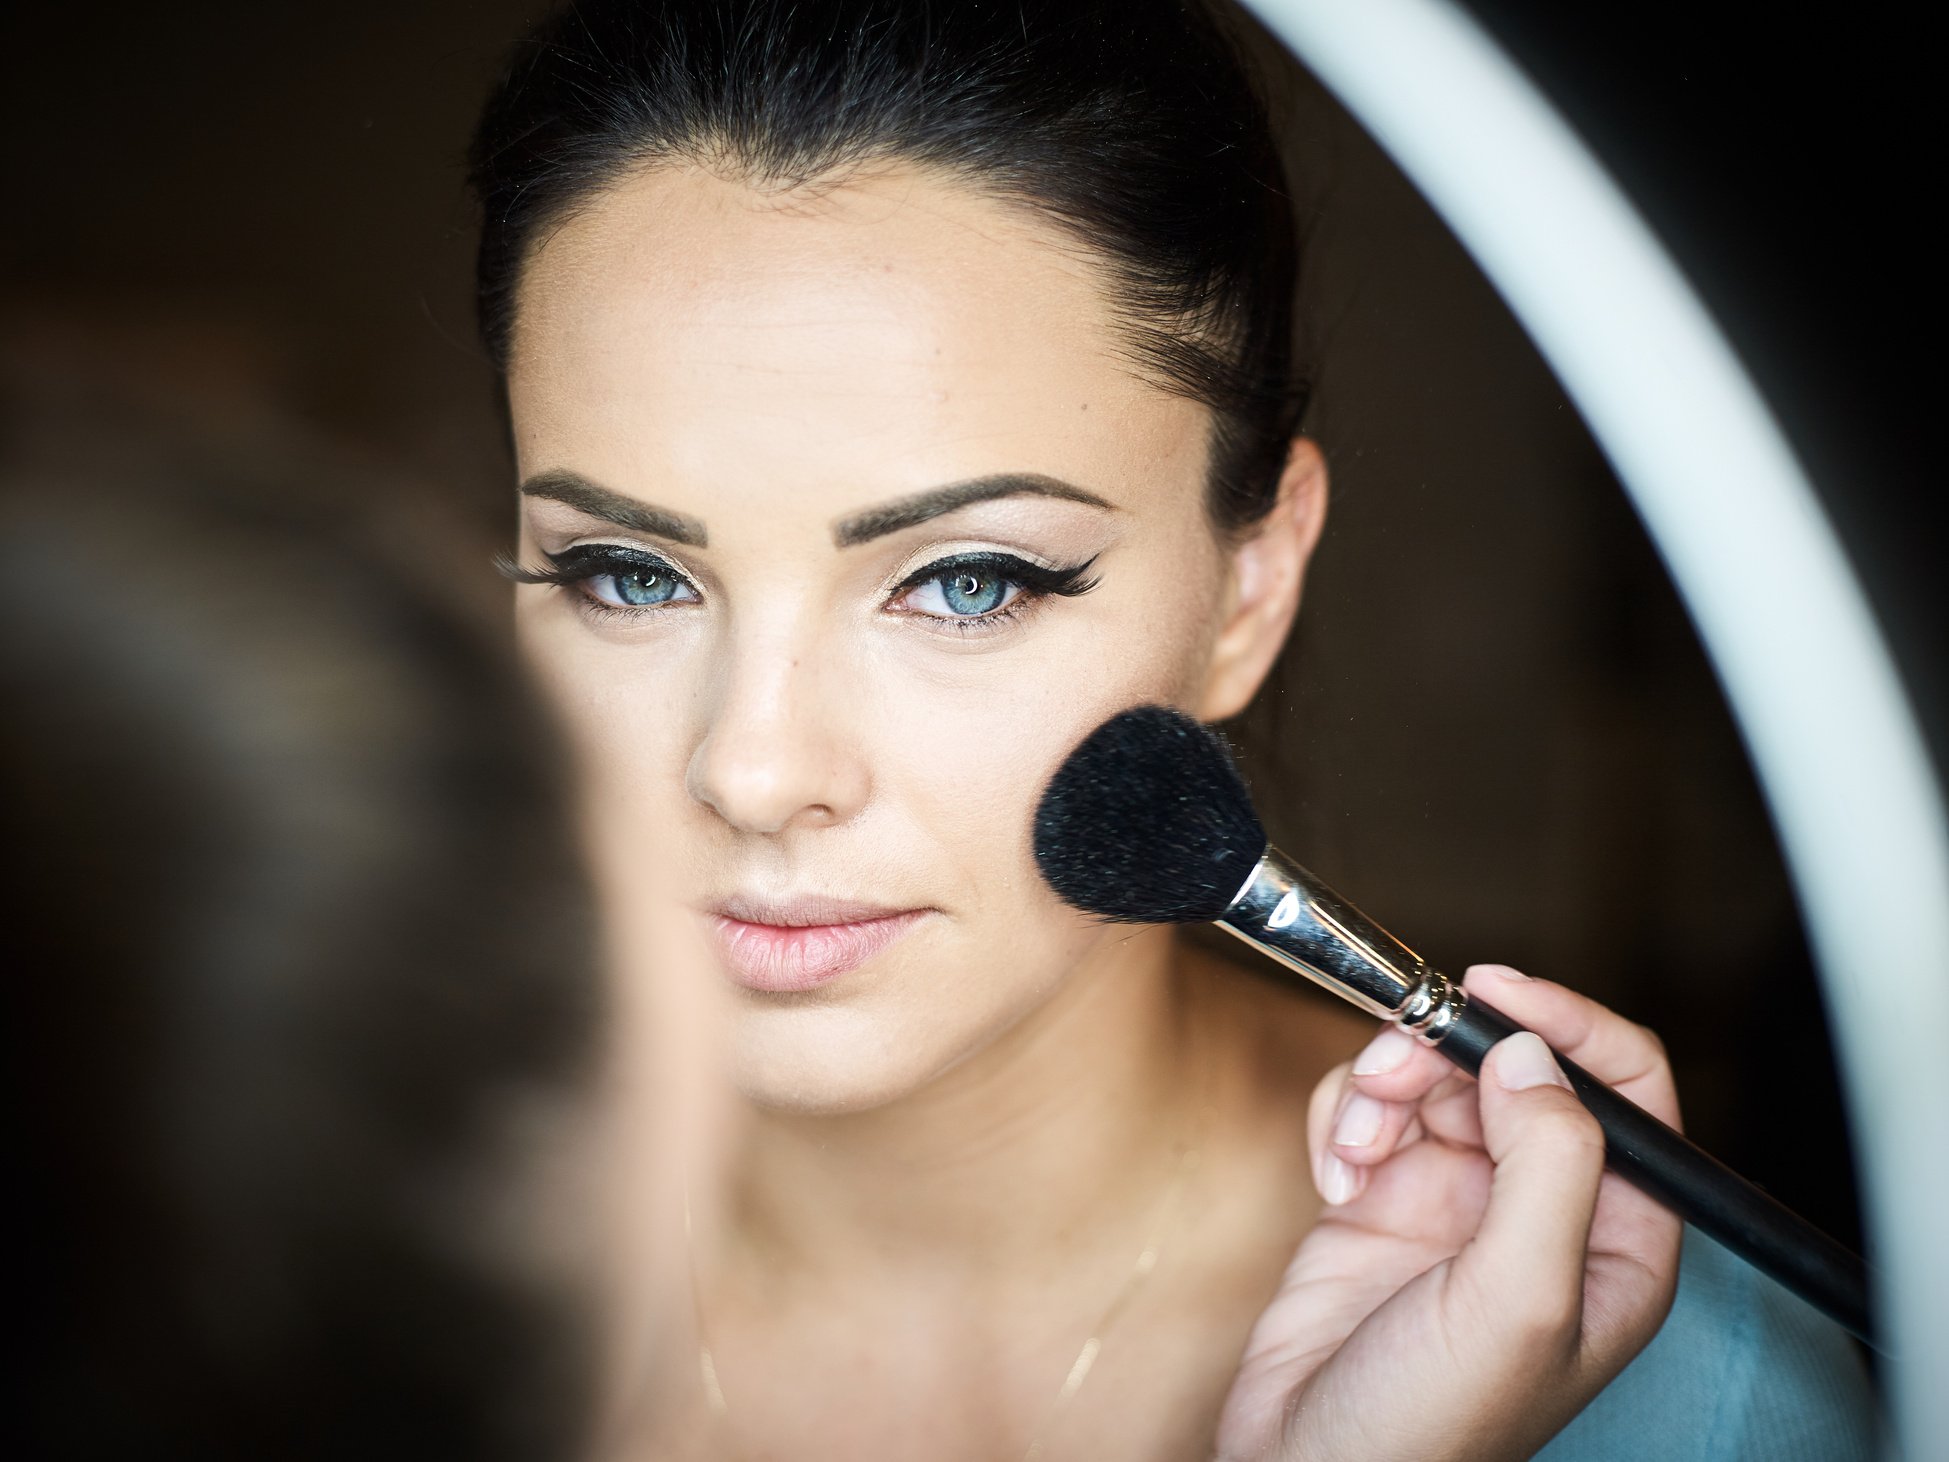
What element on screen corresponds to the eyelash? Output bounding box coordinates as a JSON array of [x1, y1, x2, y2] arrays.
[[498, 544, 1100, 635], [497, 544, 698, 623]]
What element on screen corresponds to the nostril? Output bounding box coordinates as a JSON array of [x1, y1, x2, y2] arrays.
[[684, 667, 871, 834], [686, 739, 856, 836]]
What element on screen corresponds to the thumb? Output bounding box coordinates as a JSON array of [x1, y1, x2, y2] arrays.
[[1453, 1031, 1608, 1339]]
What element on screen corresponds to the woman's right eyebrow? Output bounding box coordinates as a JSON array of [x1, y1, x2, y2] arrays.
[[519, 469, 709, 546], [831, 474, 1118, 547]]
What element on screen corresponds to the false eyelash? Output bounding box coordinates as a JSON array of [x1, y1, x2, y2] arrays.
[[494, 542, 690, 589], [892, 551, 1102, 602]]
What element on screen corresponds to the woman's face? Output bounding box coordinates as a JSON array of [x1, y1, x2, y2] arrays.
[[509, 164, 1261, 1112]]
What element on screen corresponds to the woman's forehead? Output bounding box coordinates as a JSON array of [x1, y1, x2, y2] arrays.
[[505, 164, 1209, 522]]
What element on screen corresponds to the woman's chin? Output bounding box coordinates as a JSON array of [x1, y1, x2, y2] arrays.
[[725, 1039, 945, 1117], [719, 1004, 997, 1116]]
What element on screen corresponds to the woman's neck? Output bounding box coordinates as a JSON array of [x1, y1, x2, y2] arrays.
[[720, 924, 1203, 1281]]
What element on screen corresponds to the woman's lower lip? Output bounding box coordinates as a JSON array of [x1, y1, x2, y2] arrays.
[[707, 910, 930, 993]]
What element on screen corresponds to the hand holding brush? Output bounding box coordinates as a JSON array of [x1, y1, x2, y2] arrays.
[[1218, 962, 1686, 1461], [1030, 707, 1876, 1453]]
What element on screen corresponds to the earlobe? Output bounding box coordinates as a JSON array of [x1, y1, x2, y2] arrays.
[[1196, 437, 1329, 721]]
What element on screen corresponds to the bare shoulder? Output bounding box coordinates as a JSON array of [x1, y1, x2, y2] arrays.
[[1177, 929, 1376, 1108]]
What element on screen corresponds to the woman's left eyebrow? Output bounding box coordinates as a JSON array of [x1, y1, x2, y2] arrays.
[[832, 474, 1117, 547]]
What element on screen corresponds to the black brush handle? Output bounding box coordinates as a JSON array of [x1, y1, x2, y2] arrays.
[[1220, 852, 1878, 1348], [1440, 991, 1875, 1347]]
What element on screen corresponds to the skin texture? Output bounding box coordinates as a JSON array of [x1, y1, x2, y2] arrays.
[[505, 163, 1680, 1460]]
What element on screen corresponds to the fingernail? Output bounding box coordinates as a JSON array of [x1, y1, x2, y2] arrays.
[[1352, 1027, 1416, 1076], [1472, 962, 1532, 982], [1331, 1092, 1384, 1148], [1319, 1152, 1362, 1205], [1494, 1031, 1571, 1091]]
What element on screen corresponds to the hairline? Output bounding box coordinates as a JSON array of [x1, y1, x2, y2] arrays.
[[494, 151, 1269, 535]]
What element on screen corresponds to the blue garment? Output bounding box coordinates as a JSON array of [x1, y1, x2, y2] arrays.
[[1538, 1225, 1883, 1461]]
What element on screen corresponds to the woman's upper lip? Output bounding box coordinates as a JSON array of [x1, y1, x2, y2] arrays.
[[707, 893, 925, 927]]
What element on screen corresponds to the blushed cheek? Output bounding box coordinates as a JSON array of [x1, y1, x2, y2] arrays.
[[874, 580, 1225, 930]]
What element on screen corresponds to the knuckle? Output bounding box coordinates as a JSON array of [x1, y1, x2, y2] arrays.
[[1508, 1288, 1584, 1355], [1531, 1104, 1606, 1163], [1582, 1261, 1677, 1356], [1425, 1072, 1471, 1110], [1453, 1272, 1580, 1361], [1634, 1020, 1669, 1066]]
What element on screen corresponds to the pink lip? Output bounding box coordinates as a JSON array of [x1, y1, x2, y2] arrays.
[[704, 897, 930, 993]]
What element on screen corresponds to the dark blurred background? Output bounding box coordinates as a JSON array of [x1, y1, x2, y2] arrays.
[[2, 0, 1933, 1299]]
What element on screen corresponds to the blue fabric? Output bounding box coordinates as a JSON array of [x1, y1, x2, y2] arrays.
[[1537, 1225, 1883, 1460]]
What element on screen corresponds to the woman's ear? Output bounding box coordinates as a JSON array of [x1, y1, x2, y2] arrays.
[[1196, 437, 1328, 721]]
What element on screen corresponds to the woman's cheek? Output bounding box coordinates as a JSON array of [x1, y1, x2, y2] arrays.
[[514, 625, 700, 864], [871, 615, 1204, 904]]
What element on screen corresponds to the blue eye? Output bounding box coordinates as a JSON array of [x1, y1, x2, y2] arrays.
[[599, 567, 686, 607], [499, 543, 701, 614], [890, 551, 1101, 627], [900, 564, 1023, 619], [937, 568, 1011, 616]]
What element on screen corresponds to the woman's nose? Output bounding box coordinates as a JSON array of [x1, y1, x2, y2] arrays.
[[684, 643, 869, 835]]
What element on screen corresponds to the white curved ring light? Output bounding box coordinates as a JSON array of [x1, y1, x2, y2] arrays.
[[1248, 1, 1949, 1455]]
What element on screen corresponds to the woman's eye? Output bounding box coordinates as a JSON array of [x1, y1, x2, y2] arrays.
[[903, 567, 1022, 618], [499, 544, 703, 617], [588, 567, 694, 608]]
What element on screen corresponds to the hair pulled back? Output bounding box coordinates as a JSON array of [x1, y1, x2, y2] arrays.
[[468, 0, 1305, 533]]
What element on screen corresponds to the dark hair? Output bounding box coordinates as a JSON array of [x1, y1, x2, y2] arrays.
[[468, 0, 1305, 535], [0, 418, 600, 1462]]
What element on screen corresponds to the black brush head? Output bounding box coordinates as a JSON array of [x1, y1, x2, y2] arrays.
[[1033, 704, 1265, 924]]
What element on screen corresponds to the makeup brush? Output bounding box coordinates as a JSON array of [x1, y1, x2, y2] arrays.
[[1032, 704, 1875, 1347]]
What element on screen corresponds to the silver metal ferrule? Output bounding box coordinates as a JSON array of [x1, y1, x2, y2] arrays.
[[1216, 848, 1467, 1045]]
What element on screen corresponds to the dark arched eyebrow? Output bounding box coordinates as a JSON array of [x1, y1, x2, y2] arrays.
[[519, 469, 709, 547], [831, 474, 1118, 547], [519, 468, 1117, 551]]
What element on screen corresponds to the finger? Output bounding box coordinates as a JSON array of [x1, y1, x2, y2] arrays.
[[1462, 965, 1681, 1128], [1305, 1062, 1368, 1206], [1462, 971, 1683, 1301], [1338, 1026, 1484, 1167], [1347, 969, 1683, 1134], [1323, 1074, 1422, 1169], [1412, 1072, 1485, 1150], [1344, 1024, 1460, 1105], [1450, 1032, 1608, 1351]]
